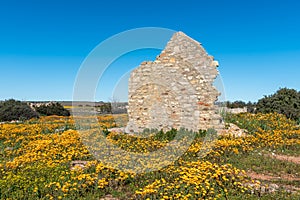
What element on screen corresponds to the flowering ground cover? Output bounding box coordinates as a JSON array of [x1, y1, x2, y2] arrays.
[[0, 113, 299, 199]]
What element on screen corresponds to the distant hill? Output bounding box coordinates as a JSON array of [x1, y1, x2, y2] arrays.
[[27, 101, 106, 107]]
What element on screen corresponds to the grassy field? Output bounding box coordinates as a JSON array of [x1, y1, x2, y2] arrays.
[[0, 113, 299, 199]]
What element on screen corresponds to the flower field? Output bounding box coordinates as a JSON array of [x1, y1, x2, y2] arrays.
[[0, 113, 300, 199]]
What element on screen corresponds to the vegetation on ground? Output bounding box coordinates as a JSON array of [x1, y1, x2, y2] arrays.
[[0, 99, 71, 123], [256, 88, 300, 122], [0, 113, 299, 199], [34, 102, 70, 116], [0, 99, 39, 121]]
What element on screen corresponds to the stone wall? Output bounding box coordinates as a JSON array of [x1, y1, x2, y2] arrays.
[[220, 107, 248, 114], [125, 32, 224, 133]]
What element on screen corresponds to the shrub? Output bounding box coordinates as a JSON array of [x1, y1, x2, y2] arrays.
[[34, 102, 70, 116], [0, 99, 39, 122], [256, 88, 300, 121]]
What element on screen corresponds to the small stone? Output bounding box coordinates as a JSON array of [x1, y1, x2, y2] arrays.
[[169, 57, 176, 63], [159, 52, 167, 58], [5, 147, 14, 151], [70, 160, 88, 170], [212, 60, 219, 67], [174, 46, 180, 53]]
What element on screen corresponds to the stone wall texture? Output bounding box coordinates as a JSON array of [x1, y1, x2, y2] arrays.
[[125, 32, 224, 133]]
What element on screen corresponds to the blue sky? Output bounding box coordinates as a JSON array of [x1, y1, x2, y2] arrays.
[[0, 0, 300, 102]]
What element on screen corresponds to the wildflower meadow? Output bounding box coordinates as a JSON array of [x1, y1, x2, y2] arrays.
[[0, 113, 299, 199]]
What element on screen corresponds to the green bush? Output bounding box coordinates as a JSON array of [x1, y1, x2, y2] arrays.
[[34, 102, 70, 116], [256, 88, 300, 121], [226, 100, 247, 109], [0, 99, 39, 122]]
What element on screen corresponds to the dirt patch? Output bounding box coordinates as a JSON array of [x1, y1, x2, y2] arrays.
[[99, 195, 119, 200], [247, 171, 300, 181], [281, 185, 300, 193], [265, 153, 300, 165], [247, 171, 278, 181]]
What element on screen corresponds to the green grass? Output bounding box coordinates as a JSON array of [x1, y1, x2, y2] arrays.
[[271, 144, 300, 157], [227, 191, 300, 200], [218, 151, 300, 177]]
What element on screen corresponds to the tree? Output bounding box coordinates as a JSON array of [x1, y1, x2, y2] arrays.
[[256, 88, 300, 121], [0, 99, 39, 121], [246, 101, 256, 113], [226, 100, 247, 108], [97, 103, 112, 114], [35, 102, 70, 116]]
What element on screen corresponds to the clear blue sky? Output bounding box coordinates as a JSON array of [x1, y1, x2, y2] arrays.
[[0, 0, 300, 102]]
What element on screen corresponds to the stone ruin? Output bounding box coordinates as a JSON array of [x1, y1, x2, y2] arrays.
[[125, 31, 224, 133]]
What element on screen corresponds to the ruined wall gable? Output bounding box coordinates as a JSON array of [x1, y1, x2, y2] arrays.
[[126, 32, 223, 133]]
